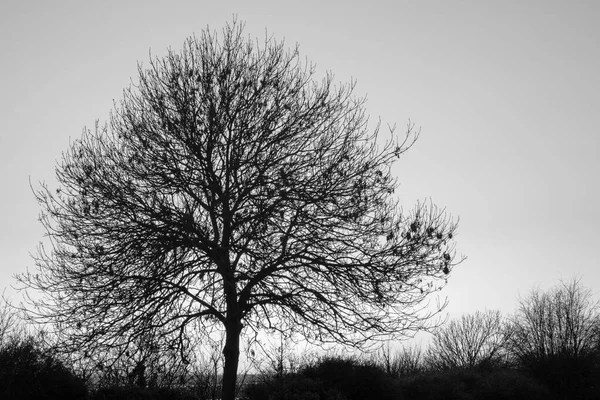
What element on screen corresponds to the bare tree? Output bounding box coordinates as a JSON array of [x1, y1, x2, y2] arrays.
[[190, 335, 225, 400], [507, 279, 600, 365], [18, 19, 461, 400], [378, 342, 424, 376], [426, 310, 509, 370], [0, 297, 23, 346]]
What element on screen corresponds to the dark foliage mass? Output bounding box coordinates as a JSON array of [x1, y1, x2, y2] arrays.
[[246, 357, 399, 400], [89, 385, 196, 400], [0, 337, 87, 400], [398, 368, 554, 400], [19, 18, 460, 400], [245, 356, 557, 400]]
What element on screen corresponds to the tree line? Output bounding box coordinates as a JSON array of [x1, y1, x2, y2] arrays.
[[2, 278, 599, 399], [248, 278, 600, 400]]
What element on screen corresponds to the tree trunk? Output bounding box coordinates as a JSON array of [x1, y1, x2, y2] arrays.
[[221, 319, 242, 400]]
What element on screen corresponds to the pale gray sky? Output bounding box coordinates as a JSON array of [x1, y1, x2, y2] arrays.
[[1, 0, 599, 325]]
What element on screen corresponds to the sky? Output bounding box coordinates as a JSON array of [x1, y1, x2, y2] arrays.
[[1, 0, 599, 340]]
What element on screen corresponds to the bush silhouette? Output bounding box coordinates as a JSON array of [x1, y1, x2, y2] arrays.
[[0, 337, 87, 400], [245, 373, 325, 400], [399, 370, 473, 400], [301, 357, 397, 400], [90, 385, 197, 400], [473, 369, 555, 400], [519, 352, 600, 400], [243, 349, 600, 400], [245, 357, 398, 400], [398, 368, 557, 400]]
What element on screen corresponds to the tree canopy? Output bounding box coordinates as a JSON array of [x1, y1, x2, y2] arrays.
[[19, 20, 461, 400], [427, 310, 509, 370]]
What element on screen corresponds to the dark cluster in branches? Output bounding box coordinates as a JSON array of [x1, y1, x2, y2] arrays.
[[18, 19, 461, 400]]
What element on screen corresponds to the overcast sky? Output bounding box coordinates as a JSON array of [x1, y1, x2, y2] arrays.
[[1, 0, 599, 331]]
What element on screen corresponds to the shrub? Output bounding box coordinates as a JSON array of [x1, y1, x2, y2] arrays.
[[426, 310, 510, 371], [245, 373, 324, 400], [506, 279, 600, 399], [379, 344, 424, 377], [507, 279, 600, 366], [398, 367, 559, 400], [399, 370, 474, 400], [301, 357, 398, 400], [245, 357, 399, 400], [0, 336, 87, 400], [90, 385, 197, 400], [473, 369, 555, 400], [521, 352, 600, 400]]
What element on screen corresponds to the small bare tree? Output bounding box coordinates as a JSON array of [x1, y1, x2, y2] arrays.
[[0, 299, 19, 346], [426, 310, 509, 370], [378, 342, 423, 376], [507, 279, 600, 364]]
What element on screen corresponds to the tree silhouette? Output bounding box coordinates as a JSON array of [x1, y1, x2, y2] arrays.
[[19, 19, 461, 400], [0, 298, 23, 346], [507, 279, 600, 397], [426, 310, 510, 370], [508, 279, 600, 363]]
